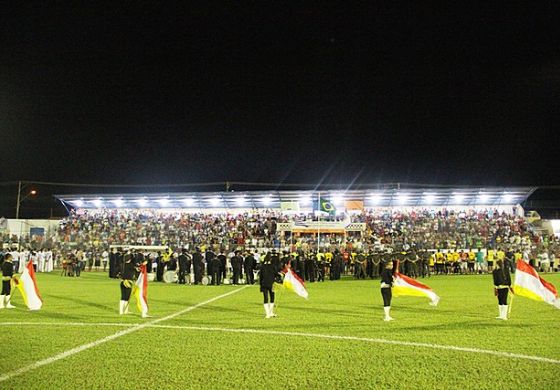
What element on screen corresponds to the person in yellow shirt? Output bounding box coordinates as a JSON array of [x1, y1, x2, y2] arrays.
[[467, 250, 476, 274], [486, 249, 495, 272], [435, 251, 445, 275]]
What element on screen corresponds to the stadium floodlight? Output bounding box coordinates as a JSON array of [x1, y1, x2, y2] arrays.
[[92, 198, 103, 208], [209, 197, 221, 207], [396, 193, 409, 204], [111, 198, 124, 207], [422, 192, 437, 204], [235, 196, 246, 206], [135, 197, 148, 207], [332, 194, 345, 205], [181, 198, 195, 207], [157, 197, 170, 207], [299, 194, 312, 204], [478, 192, 491, 203], [502, 193, 515, 203], [368, 193, 382, 204], [261, 195, 273, 206], [452, 193, 465, 204], [73, 199, 84, 208]]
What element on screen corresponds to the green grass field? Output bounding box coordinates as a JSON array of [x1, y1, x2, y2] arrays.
[[1, 272, 559, 389]]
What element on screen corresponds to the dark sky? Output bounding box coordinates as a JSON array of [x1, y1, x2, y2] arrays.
[[2, 3, 559, 189]]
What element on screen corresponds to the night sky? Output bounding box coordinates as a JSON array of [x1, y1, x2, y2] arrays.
[[2, 3, 559, 193]]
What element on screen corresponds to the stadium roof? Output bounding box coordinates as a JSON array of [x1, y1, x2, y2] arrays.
[[55, 186, 537, 210]]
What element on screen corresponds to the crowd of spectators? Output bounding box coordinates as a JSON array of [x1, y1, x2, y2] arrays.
[[1, 207, 559, 277]]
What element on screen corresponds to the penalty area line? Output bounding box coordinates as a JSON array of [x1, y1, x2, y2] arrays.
[[0, 285, 250, 383]]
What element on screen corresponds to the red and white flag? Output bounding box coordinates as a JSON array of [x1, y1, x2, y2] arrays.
[[14, 261, 43, 310], [393, 271, 440, 306], [513, 260, 559, 309]]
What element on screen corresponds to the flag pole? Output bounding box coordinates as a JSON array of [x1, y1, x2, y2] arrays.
[[508, 291, 514, 316]]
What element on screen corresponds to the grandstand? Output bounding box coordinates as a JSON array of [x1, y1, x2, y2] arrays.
[[55, 186, 535, 211]]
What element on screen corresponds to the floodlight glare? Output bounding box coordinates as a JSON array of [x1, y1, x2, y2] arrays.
[[478, 193, 490, 203], [299, 195, 312, 204], [92, 198, 103, 208], [452, 193, 465, 204], [73, 199, 84, 208], [396, 193, 409, 203], [502, 193, 515, 203], [423, 193, 437, 204], [158, 198, 170, 207], [369, 193, 382, 204], [182, 198, 195, 207], [261, 196, 272, 206], [332, 194, 345, 205], [111, 198, 124, 207], [135, 198, 148, 207], [209, 197, 221, 207]]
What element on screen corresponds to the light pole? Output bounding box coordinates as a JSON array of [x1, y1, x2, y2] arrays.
[[15, 181, 37, 219]]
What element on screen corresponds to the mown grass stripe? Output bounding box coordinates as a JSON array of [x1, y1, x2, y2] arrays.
[[1, 320, 558, 365], [0, 286, 250, 383]]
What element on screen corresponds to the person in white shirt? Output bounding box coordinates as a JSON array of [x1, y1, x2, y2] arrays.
[[45, 250, 54, 272], [37, 249, 45, 272]]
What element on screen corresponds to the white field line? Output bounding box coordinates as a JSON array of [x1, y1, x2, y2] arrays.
[[0, 285, 250, 383], [1, 320, 559, 365]]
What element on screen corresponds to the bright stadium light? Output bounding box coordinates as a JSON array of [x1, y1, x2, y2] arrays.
[[478, 192, 491, 203], [182, 198, 195, 207], [111, 198, 124, 207], [423, 192, 437, 204], [369, 193, 382, 204], [208, 197, 221, 207], [158, 197, 170, 207], [502, 193, 515, 203], [261, 195, 273, 206], [396, 193, 409, 204], [235, 196, 246, 206], [92, 198, 103, 208], [300, 194, 312, 204], [332, 194, 345, 205], [73, 199, 84, 208], [135, 197, 148, 207], [452, 193, 465, 204]]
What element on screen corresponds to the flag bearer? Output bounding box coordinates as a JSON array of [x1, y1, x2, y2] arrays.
[[493, 260, 512, 320], [259, 251, 277, 319], [118, 253, 134, 315], [0, 253, 16, 309], [380, 261, 394, 321]]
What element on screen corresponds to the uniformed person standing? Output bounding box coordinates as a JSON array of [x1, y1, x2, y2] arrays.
[[493, 259, 512, 320], [244, 251, 256, 285], [178, 249, 189, 284], [259, 252, 278, 319], [1, 253, 16, 309], [231, 251, 243, 284], [211, 253, 222, 285], [192, 248, 203, 285], [381, 261, 394, 321], [119, 255, 135, 315]]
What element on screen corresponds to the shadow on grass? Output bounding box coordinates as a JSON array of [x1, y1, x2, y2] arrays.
[[47, 294, 113, 312]]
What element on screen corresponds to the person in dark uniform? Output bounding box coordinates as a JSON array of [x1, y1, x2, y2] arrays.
[[381, 261, 394, 321], [219, 251, 227, 281], [119, 254, 135, 315], [211, 253, 222, 285], [178, 248, 189, 284], [280, 251, 291, 270], [155, 251, 164, 282], [1, 253, 16, 309], [231, 251, 243, 284], [244, 251, 256, 285], [109, 248, 117, 278], [259, 252, 278, 318], [205, 249, 215, 281], [192, 248, 203, 285], [115, 248, 123, 279], [493, 259, 512, 320]]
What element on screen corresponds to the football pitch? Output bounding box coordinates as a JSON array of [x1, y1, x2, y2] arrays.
[[1, 272, 559, 389]]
